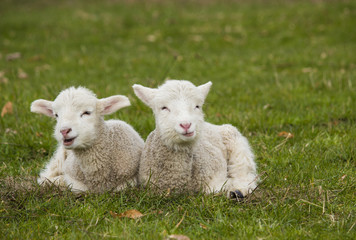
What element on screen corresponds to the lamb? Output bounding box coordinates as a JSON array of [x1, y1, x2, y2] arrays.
[[31, 86, 144, 192], [133, 80, 258, 198]]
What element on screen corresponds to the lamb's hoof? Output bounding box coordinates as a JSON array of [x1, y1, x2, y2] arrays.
[[230, 190, 244, 201]]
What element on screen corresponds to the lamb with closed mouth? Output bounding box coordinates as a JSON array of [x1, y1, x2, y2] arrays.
[[133, 80, 258, 198]]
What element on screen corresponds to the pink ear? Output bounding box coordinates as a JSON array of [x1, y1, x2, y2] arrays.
[[197, 81, 212, 100], [31, 99, 54, 117], [99, 95, 131, 115], [132, 84, 157, 107]]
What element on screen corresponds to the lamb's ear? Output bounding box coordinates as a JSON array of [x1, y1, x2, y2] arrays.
[[197, 81, 212, 100], [132, 84, 157, 107], [31, 99, 54, 117], [98, 95, 131, 115]]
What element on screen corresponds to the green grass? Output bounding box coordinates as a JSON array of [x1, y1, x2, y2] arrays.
[[0, 0, 355, 239]]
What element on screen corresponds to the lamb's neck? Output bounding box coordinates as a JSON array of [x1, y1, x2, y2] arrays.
[[71, 121, 109, 162]]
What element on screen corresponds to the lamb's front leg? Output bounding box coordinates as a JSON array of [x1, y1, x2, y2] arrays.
[[62, 154, 88, 193], [37, 145, 66, 187], [221, 125, 258, 198], [62, 174, 88, 193]]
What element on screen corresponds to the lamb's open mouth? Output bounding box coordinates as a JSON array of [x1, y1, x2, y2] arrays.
[[182, 132, 194, 137], [63, 137, 76, 146]]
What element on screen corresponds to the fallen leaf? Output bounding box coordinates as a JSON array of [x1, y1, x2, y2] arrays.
[[278, 131, 294, 139], [167, 235, 190, 240], [110, 209, 144, 219], [199, 223, 208, 229], [18, 69, 28, 79], [36, 132, 44, 137], [6, 52, 21, 61], [1, 101, 13, 117], [340, 175, 347, 181]]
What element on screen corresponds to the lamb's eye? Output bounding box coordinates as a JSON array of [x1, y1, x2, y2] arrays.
[[161, 106, 169, 111], [54, 113, 58, 118], [81, 111, 91, 117], [195, 105, 200, 109]]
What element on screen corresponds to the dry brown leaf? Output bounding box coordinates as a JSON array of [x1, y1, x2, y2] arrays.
[[6, 52, 21, 61], [167, 235, 190, 240], [18, 69, 28, 79], [278, 131, 294, 139], [1, 101, 13, 117], [340, 175, 347, 181], [36, 132, 44, 137], [199, 223, 208, 229], [110, 209, 144, 219]]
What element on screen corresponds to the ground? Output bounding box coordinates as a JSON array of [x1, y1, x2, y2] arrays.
[[0, 0, 355, 239]]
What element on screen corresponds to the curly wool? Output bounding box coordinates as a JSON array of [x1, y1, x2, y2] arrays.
[[62, 120, 143, 192], [134, 80, 258, 196], [32, 87, 144, 192]]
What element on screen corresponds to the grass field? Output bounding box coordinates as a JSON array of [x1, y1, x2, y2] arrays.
[[0, 0, 355, 239]]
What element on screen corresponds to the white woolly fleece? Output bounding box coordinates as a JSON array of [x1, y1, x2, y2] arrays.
[[31, 87, 144, 192], [133, 80, 258, 196]]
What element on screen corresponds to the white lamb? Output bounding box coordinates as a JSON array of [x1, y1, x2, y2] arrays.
[[133, 80, 258, 198], [31, 87, 144, 192]]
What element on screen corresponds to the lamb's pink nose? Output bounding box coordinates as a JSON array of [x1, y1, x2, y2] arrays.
[[180, 123, 191, 131], [60, 128, 72, 137]]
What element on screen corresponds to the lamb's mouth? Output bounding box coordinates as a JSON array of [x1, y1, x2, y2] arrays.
[[63, 137, 76, 146], [182, 131, 194, 137]]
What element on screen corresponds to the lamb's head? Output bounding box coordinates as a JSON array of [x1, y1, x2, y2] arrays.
[[31, 87, 130, 149], [133, 80, 212, 148]]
